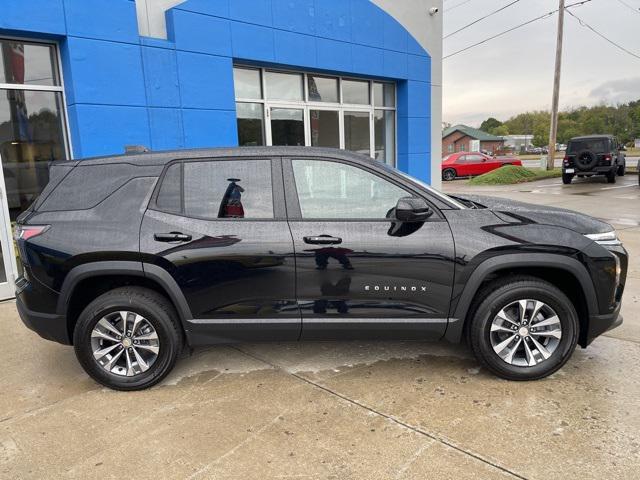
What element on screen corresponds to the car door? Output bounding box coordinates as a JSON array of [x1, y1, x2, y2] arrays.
[[466, 154, 488, 175], [283, 157, 456, 341], [140, 156, 299, 344]]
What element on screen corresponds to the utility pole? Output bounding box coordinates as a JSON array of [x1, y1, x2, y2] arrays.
[[547, 0, 565, 170]]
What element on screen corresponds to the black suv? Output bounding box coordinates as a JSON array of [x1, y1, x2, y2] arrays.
[[15, 147, 627, 390], [562, 135, 626, 184]]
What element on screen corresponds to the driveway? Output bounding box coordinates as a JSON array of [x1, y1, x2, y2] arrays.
[[1, 176, 639, 479]]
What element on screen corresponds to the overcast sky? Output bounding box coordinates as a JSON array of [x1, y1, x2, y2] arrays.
[[442, 0, 640, 127]]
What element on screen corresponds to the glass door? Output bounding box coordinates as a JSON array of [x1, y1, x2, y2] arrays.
[[0, 154, 17, 299], [309, 109, 341, 149]]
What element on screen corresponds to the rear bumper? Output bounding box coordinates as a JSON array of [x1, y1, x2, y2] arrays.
[[564, 166, 616, 175], [16, 294, 70, 345]]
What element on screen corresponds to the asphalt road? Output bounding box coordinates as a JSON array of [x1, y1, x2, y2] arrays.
[[1, 176, 639, 479]]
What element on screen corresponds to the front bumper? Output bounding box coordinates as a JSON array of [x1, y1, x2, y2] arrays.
[[584, 302, 623, 347], [16, 294, 70, 345]]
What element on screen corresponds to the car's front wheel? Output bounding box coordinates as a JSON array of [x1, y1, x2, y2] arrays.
[[442, 168, 457, 181], [468, 276, 578, 381], [73, 287, 183, 391]]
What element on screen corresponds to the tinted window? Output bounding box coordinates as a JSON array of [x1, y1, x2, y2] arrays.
[[342, 79, 370, 105], [183, 160, 273, 219], [292, 160, 408, 219], [308, 75, 338, 103], [236, 102, 265, 146], [0, 40, 59, 86], [466, 154, 485, 162], [156, 163, 181, 213], [567, 138, 609, 154]]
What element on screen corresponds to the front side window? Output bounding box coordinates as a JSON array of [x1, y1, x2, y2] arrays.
[[157, 160, 274, 219], [292, 159, 408, 219]]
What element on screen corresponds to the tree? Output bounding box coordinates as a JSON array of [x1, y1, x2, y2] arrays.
[[491, 125, 510, 136], [480, 117, 502, 133]]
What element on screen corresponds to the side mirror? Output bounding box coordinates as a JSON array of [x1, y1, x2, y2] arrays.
[[395, 197, 433, 222]]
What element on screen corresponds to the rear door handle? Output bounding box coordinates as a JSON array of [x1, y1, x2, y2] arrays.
[[154, 232, 192, 242], [303, 235, 342, 245]]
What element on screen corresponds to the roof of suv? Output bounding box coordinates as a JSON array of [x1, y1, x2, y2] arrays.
[[568, 135, 614, 141], [61, 147, 371, 167]]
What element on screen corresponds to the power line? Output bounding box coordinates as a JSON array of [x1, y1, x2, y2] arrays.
[[566, 9, 640, 60], [444, 10, 556, 59], [445, 0, 474, 13], [443, 0, 592, 60], [444, 0, 522, 39], [615, 0, 640, 14]]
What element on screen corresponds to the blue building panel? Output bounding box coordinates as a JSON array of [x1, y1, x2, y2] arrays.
[[63, 0, 139, 44], [176, 52, 235, 110], [62, 37, 147, 107], [231, 22, 275, 62], [142, 46, 181, 108], [0, 0, 435, 181], [315, 0, 351, 42], [182, 109, 238, 147], [148, 108, 185, 150], [228, 0, 273, 26], [272, 0, 315, 35], [0, 0, 66, 36]]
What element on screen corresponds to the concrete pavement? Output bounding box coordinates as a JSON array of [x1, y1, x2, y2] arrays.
[[1, 175, 639, 479]]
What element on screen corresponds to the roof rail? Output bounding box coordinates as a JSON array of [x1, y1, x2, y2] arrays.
[[124, 145, 150, 154]]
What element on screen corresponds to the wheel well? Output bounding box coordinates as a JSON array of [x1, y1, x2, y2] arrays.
[[465, 267, 590, 347], [65, 275, 177, 343]]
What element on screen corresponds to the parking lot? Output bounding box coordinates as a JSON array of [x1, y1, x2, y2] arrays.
[[1, 175, 639, 480]]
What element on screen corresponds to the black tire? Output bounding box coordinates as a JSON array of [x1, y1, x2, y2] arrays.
[[442, 168, 456, 181], [606, 170, 617, 183], [73, 287, 183, 391], [617, 162, 625, 176], [562, 173, 573, 184], [468, 276, 579, 381]]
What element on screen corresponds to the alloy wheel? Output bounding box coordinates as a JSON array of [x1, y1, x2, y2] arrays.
[[91, 311, 160, 377], [489, 299, 562, 367]]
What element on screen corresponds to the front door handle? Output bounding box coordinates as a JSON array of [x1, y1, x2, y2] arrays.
[[154, 232, 192, 242], [304, 235, 342, 245]]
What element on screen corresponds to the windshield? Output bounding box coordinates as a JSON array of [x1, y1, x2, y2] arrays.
[[380, 164, 466, 209], [567, 138, 609, 154]]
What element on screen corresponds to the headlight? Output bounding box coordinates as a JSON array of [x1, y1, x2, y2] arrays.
[[585, 230, 622, 246]]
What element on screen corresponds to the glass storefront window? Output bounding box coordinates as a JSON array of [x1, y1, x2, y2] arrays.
[[344, 111, 370, 155], [236, 102, 265, 147], [265, 71, 303, 101], [342, 79, 370, 105], [270, 108, 304, 146], [0, 89, 67, 220], [310, 110, 339, 148], [0, 40, 59, 86], [233, 66, 397, 165], [233, 67, 262, 99], [375, 110, 395, 166], [374, 82, 395, 108], [308, 76, 338, 103]]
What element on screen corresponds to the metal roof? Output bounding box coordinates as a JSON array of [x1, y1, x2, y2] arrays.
[[442, 124, 504, 142]]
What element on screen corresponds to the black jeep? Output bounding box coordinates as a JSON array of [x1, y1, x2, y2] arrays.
[[562, 135, 626, 184]]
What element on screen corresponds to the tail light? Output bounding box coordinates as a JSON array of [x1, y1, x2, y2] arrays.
[[603, 154, 612, 163], [14, 225, 49, 242]]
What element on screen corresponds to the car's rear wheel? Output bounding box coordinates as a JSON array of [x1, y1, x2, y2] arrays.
[[606, 170, 617, 183], [468, 276, 578, 380], [442, 168, 457, 181], [73, 287, 182, 391], [562, 173, 573, 184], [617, 163, 625, 176]]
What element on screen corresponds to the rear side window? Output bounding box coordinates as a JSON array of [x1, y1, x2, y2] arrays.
[[156, 159, 274, 219]]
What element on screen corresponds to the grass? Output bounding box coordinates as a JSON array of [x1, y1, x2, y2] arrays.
[[468, 165, 562, 185]]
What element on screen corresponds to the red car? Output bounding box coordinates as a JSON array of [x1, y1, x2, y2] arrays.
[[441, 152, 522, 181]]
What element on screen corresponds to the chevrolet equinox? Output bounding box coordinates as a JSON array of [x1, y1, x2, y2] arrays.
[[15, 147, 627, 390]]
